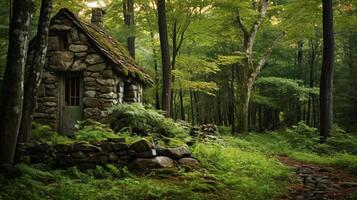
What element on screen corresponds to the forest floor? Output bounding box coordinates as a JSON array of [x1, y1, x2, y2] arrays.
[[279, 156, 357, 200], [1, 123, 357, 200]]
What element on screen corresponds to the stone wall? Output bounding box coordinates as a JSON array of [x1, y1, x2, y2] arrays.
[[16, 139, 199, 171], [32, 15, 144, 131]]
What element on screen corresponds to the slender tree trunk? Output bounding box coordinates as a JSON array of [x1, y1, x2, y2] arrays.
[[190, 89, 194, 124], [320, 0, 334, 142], [157, 0, 171, 115], [149, 29, 160, 110], [230, 65, 236, 134], [307, 40, 317, 126], [179, 88, 185, 120], [296, 41, 303, 122], [19, 0, 52, 143], [0, 0, 34, 171], [123, 0, 135, 58], [194, 91, 199, 124]]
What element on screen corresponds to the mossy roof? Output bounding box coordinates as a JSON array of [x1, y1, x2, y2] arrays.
[[54, 8, 152, 85]]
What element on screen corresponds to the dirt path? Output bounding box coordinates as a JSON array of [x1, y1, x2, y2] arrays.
[[279, 156, 357, 200]]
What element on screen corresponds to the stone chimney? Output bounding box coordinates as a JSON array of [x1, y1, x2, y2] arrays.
[[91, 8, 105, 28]]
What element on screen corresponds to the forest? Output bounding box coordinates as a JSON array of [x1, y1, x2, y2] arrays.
[[0, 0, 357, 199]]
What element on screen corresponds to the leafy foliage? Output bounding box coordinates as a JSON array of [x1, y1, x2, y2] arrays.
[[31, 122, 72, 144], [108, 103, 189, 138], [74, 119, 120, 142]]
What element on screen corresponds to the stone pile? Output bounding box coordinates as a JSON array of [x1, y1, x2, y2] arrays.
[[16, 138, 199, 171], [190, 123, 219, 140]]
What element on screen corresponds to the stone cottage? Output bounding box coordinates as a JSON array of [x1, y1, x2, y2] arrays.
[[27, 8, 152, 135]]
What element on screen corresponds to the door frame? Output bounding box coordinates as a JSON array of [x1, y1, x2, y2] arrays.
[[58, 72, 83, 135]]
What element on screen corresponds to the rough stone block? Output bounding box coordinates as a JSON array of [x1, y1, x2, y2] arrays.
[[88, 63, 106, 72], [49, 51, 74, 71], [69, 44, 88, 53], [85, 54, 104, 65], [83, 97, 100, 108], [130, 139, 154, 153]]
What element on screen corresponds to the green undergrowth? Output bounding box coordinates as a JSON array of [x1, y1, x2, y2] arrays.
[[220, 122, 357, 175], [0, 136, 292, 200]]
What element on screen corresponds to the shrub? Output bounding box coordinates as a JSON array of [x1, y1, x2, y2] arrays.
[[108, 103, 188, 139], [74, 119, 120, 142], [31, 122, 71, 144]]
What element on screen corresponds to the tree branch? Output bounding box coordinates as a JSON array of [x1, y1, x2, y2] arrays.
[[236, 10, 249, 36], [252, 32, 285, 79], [249, 0, 269, 38]]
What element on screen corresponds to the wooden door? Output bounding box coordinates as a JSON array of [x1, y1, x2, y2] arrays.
[[60, 73, 83, 135]]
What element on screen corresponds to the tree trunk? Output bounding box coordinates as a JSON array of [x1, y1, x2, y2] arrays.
[[237, 78, 252, 133], [123, 0, 135, 58], [149, 28, 160, 110], [320, 0, 334, 142], [230, 65, 236, 134], [19, 0, 52, 143], [157, 0, 171, 115], [0, 0, 34, 171], [179, 88, 185, 120], [190, 89, 194, 124], [296, 41, 303, 123], [307, 40, 317, 126]]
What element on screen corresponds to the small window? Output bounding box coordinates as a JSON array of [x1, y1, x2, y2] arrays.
[[65, 74, 81, 106]]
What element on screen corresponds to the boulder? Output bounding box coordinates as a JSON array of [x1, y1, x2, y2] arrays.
[[130, 139, 154, 153], [156, 146, 191, 160], [69, 44, 88, 53], [99, 85, 113, 93], [71, 60, 86, 71], [88, 63, 106, 72], [100, 92, 117, 99], [83, 97, 100, 108], [84, 91, 96, 98], [85, 54, 104, 65], [178, 157, 200, 168], [84, 108, 102, 119], [49, 51, 74, 71], [130, 156, 174, 170], [50, 24, 71, 31], [97, 78, 115, 86], [102, 70, 113, 78], [136, 149, 157, 158]]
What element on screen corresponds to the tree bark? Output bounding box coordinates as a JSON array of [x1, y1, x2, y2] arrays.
[[157, 0, 171, 115], [19, 0, 52, 143], [0, 0, 34, 171], [123, 0, 135, 58], [149, 28, 160, 110], [230, 65, 236, 134], [320, 0, 334, 142], [179, 88, 185, 120]]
